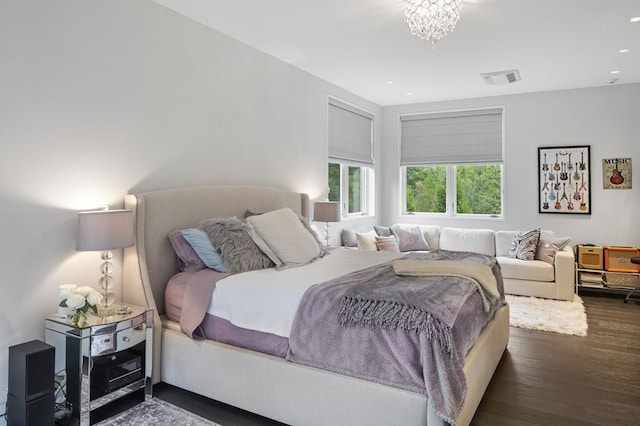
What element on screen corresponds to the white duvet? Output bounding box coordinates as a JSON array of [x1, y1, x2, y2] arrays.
[[207, 248, 404, 337]]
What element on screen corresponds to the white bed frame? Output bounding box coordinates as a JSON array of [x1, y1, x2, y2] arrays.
[[123, 184, 509, 426]]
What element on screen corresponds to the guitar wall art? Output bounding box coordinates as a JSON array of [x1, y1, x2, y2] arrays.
[[538, 145, 591, 214], [602, 158, 632, 190]]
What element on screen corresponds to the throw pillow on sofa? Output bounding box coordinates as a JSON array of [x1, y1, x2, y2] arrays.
[[375, 236, 400, 252], [374, 225, 393, 237], [508, 229, 541, 261], [391, 225, 430, 252], [535, 235, 571, 264], [356, 231, 377, 250]]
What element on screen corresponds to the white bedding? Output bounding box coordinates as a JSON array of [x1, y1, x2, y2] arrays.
[[208, 248, 405, 337]]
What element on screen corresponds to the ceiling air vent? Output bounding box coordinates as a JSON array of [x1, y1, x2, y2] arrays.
[[481, 69, 521, 85]]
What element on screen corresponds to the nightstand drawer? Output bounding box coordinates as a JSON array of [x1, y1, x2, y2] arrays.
[[91, 323, 146, 356]]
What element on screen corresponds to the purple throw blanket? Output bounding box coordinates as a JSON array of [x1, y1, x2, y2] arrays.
[[287, 251, 504, 426]]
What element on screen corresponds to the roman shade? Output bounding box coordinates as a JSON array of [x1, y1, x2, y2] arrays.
[[328, 98, 373, 165], [400, 108, 503, 166]]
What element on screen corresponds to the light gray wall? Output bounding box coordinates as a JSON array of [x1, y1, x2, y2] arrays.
[[381, 83, 640, 246], [0, 0, 380, 415], [1, 0, 639, 420]]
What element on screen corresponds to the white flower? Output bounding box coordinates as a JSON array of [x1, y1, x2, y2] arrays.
[[75, 286, 94, 297], [65, 292, 86, 309], [86, 290, 103, 307], [58, 284, 77, 303]]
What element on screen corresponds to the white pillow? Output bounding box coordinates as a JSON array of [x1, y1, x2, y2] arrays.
[[356, 231, 377, 250], [247, 208, 322, 269]]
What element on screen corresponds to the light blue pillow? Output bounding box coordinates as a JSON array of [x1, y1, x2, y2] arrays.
[[180, 228, 229, 272]]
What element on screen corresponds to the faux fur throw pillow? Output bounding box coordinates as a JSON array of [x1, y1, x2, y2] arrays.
[[508, 228, 541, 261], [200, 217, 274, 273]]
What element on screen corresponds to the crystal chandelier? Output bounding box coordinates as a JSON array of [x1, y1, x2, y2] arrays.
[[404, 0, 462, 44]]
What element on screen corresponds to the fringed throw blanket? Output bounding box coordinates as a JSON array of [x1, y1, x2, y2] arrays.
[[287, 251, 504, 426], [391, 258, 500, 311]]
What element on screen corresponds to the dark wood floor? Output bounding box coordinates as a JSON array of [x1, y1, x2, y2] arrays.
[[152, 292, 640, 426]]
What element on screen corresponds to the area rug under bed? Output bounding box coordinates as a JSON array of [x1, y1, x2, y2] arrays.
[[506, 294, 588, 336], [95, 398, 221, 426]]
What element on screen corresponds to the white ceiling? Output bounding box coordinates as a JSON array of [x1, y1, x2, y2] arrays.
[[152, 0, 640, 106]]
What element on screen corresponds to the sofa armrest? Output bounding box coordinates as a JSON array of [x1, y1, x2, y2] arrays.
[[554, 245, 576, 301]]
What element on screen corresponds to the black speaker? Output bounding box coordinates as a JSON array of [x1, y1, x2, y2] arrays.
[[7, 393, 55, 426], [7, 340, 55, 426]]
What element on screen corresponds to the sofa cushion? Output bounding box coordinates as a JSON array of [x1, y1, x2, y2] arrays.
[[495, 231, 518, 257], [439, 227, 495, 256], [497, 256, 555, 282]]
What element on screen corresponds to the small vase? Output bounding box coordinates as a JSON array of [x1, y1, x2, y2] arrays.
[[70, 311, 87, 327], [58, 306, 69, 319]]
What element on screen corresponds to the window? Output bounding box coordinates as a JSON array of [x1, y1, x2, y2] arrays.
[[328, 162, 371, 215], [328, 98, 374, 217], [401, 108, 504, 217]]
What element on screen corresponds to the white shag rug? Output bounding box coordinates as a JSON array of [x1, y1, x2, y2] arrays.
[[505, 294, 588, 336], [95, 398, 221, 426]]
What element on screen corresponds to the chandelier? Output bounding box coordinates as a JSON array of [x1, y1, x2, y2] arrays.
[[404, 0, 462, 44]]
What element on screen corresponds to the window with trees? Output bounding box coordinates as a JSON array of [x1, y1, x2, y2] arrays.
[[328, 98, 374, 216], [401, 108, 504, 217]]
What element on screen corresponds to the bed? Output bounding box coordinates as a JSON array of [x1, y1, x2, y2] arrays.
[[122, 184, 510, 426]]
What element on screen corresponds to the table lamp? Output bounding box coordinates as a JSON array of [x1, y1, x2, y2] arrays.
[[77, 209, 134, 315], [313, 201, 341, 249]]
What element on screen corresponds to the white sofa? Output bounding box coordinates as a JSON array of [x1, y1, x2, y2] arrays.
[[345, 225, 575, 301]]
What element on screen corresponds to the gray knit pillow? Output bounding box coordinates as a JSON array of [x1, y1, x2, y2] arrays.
[[200, 217, 274, 273], [508, 229, 541, 261]]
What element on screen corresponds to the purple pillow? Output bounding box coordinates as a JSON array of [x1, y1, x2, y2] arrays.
[[168, 230, 206, 272]]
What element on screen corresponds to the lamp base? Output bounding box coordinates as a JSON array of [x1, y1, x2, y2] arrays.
[[324, 221, 331, 250]]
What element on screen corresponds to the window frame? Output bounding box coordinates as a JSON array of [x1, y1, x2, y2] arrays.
[[329, 160, 374, 218], [400, 106, 505, 219], [401, 163, 504, 219]]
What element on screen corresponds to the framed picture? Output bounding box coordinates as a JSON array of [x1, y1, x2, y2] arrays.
[[602, 157, 632, 189], [538, 145, 591, 214]]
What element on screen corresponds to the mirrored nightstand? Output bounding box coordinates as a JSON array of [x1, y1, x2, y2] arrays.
[[45, 304, 152, 425]]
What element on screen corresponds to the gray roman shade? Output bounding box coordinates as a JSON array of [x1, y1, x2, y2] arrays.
[[400, 108, 503, 166], [328, 98, 373, 165]]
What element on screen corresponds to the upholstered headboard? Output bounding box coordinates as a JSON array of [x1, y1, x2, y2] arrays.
[[123, 184, 309, 317], [122, 185, 309, 382]]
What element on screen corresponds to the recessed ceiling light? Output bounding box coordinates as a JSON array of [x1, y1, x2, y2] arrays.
[[619, 49, 630, 53], [610, 70, 620, 74], [405, 92, 413, 96], [386, 80, 394, 85], [631, 17, 640, 23]]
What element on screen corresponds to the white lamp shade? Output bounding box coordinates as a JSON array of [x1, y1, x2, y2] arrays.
[[314, 201, 341, 223], [76, 209, 135, 251]]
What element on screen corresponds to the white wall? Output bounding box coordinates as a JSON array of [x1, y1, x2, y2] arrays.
[[2, 0, 638, 422], [0, 1, 380, 418], [381, 84, 640, 247]]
